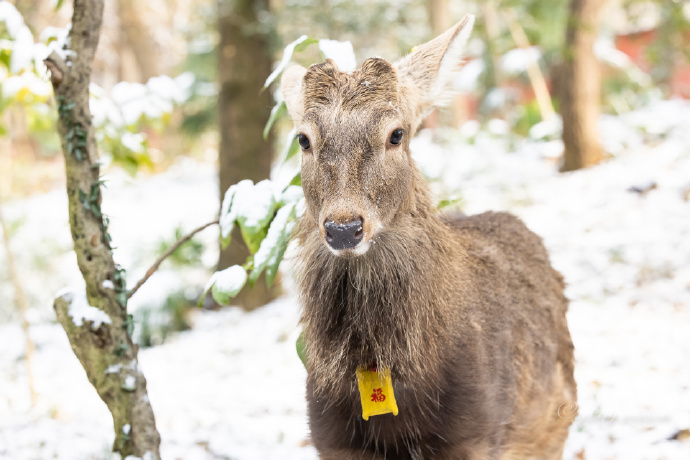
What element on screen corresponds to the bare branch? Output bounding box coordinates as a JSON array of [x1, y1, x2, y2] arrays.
[[128, 220, 219, 299]]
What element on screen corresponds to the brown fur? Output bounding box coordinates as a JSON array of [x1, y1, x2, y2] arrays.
[[283, 15, 576, 459]]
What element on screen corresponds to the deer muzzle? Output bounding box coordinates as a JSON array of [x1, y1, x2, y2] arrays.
[[324, 217, 364, 251]]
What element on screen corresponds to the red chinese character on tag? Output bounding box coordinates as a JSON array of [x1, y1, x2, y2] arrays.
[[371, 388, 386, 402]]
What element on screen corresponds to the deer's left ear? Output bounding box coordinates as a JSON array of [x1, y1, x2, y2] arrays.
[[395, 14, 474, 120], [281, 64, 308, 122]]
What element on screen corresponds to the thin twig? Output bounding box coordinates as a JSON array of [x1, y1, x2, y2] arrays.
[[127, 219, 219, 299]]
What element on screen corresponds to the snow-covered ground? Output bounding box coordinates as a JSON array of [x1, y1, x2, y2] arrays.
[[1, 100, 690, 459]]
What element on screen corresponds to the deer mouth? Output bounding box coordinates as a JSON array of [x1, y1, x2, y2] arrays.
[[326, 239, 371, 258]]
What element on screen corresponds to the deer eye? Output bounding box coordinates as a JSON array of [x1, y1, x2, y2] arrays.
[[389, 129, 403, 145], [297, 133, 311, 150]]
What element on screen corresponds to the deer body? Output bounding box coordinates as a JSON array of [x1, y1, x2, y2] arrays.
[[283, 15, 576, 459]]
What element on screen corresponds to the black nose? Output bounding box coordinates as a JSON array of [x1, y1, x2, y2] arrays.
[[324, 218, 364, 250]]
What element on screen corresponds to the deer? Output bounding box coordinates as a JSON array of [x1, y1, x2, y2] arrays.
[[281, 14, 577, 460]]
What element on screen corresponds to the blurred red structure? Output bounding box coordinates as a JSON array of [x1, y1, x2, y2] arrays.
[[616, 29, 690, 98]]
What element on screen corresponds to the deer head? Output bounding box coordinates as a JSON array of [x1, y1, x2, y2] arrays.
[[281, 15, 474, 257]]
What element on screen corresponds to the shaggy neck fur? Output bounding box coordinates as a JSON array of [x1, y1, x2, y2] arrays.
[[296, 172, 464, 397]]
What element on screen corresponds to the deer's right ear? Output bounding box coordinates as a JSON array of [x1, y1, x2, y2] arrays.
[[281, 64, 308, 121], [395, 14, 474, 121]]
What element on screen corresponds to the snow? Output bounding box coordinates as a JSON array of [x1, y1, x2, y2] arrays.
[[57, 288, 112, 330], [105, 364, 122, 375], [122, 375, 136, 391], [318, 39, 356, 72], [1, 73, 52, 99], [231, 179, 278, 232], [453, 58, 484, 92], [101, 74, 192, 127], [2, 100, 690, 459], [210, 265, 247, 301], [500, 46, 541, 75], [41, 25, 72, 62], [122, 454, 154, 460], [10, 23, 34, 74], [252, 202, 297, 271], [0, 3, 69, 76], [219, 183, 238, 241], [280, 185, 304, 207], [264, 35, 309, 89], [120, 132, 146, 154], [0, 1, 24, 38]]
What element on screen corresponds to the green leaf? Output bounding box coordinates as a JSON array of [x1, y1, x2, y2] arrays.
[[296, 331, 307, 368], [249, 203, 296, 285], [288, 171, 301, 187], [284, 135, 300, 161], [438, 196, 463, 211], [115, 342, 130, 356], [232, 180, 278, 254], [219, 184, 238, 249], [265, 237, 288, 287], [264, 35, 313, 89], [240, 223, 268, 255], [124, 314, 135, 336], [116, 291, 128, 308], [55, 0, 65, 10], [264, 100, 286, 140], [294, 37, 318, 53]]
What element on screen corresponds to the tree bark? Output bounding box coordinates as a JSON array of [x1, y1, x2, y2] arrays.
[[44, 0, 161, 457], [217, 0, 280, 309], [559, 0, 606, 172]]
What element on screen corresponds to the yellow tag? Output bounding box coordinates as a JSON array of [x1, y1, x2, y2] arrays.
[[356, 367, 399, 421]]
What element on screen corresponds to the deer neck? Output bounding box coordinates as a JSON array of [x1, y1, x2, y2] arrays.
[[296, 179, 457, 395]]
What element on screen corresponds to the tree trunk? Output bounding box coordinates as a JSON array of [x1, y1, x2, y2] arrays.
[[44, 0, 161, 457], [559, 0, 606, 172], [117, 0, 160, 81], [217, 0, 280, 309]]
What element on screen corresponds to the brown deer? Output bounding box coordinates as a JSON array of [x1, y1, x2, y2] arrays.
[[281, 14, 576, 460]]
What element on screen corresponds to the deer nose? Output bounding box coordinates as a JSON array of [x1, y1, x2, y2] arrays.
[[324, 218, 364, 250]]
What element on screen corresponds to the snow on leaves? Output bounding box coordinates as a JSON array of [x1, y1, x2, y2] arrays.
[[209, 180, 304, 306], [264, 35, 315, 89], [0, 3, 195, 175], [207, 266, 248, 306], [318, 39, 356, 72]]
